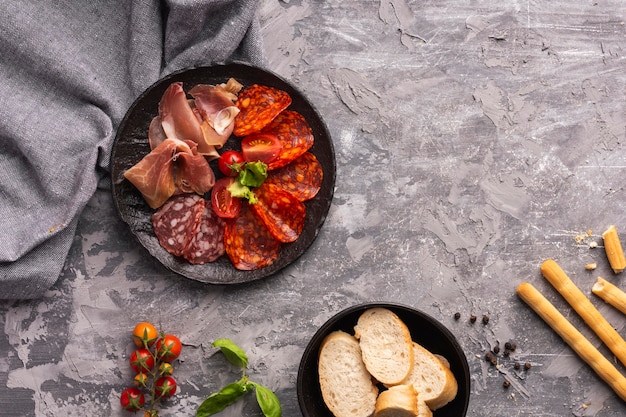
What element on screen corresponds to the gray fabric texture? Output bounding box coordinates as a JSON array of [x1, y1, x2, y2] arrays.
[[0, 0, 265, 299]]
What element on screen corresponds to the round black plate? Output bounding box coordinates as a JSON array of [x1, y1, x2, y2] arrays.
[[110, 62, 336, 284], [297, 303, 471, 417]]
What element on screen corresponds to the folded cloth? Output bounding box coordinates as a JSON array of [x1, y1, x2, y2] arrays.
[[0, 0, 265, 299]]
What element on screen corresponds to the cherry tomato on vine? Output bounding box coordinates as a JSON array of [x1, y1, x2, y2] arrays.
[[130, 348, 155, 374], [133, 372, 148, 387], [120, 387, 145, 412], [241, 134, 282, 165], [155, 376, 177, 399], [218, 150, 245, 177], [132, 322, 158, 348], [156, 334, 182, 362], [159, 362, 174, 376], [211, 177, 242, 219]]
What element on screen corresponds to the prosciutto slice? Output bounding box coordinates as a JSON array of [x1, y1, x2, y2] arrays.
[[124, 138, 214, 209]]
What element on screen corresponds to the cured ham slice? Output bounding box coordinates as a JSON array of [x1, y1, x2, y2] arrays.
[[224, 204, 281, 270], [189, 84, 240, 136], [264, 152, 323, 202], [124, 138, 214, 209], [249, 182, 306, 243]]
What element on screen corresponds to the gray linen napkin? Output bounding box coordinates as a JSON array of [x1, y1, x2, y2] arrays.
[[0, 0, 265, 299]]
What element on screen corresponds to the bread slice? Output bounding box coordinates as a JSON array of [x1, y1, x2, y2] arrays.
[[318, 330, 379, 417], [354, 308, 414, 385], [400, 342, 458, 410], [374, 384, 418, 417]]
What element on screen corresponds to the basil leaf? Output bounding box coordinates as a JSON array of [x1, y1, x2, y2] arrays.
[[212, 338, 249, 369], [238, 161, 267, 187], [253, 383, 282, 417], [196, 381, 247, 417]]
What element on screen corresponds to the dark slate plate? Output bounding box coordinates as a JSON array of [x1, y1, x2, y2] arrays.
[[110, 62, 336, 284]]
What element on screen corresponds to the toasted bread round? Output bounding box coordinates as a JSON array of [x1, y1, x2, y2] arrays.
[[318, 330, 378, 417], [354, 308, 414, 385], [400, 342, 458, 410], [374, 384, 418, 417]]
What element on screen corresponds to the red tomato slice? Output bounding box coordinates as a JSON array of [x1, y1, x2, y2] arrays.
[[211, 177, 242, 218], [241, 134, 282, 165]]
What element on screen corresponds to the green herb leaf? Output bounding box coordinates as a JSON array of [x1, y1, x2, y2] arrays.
[[196, 381, 247, 417], [227, 180, 258, 204], [238, 161, 267, 187], [212, 338, 249, 369], [253, 383, 282, 417]]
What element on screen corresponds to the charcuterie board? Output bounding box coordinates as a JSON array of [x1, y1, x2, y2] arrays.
[[110, 63, 336, 284]]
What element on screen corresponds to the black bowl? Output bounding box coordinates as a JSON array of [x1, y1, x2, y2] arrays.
[[297, 302, 470, 417]]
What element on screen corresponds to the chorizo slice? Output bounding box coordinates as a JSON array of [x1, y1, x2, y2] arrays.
[[151, 194, 205, 257], [183, 203, 226, 265], [233, 84, 292, 137], [260, 110, 314, 170], [265, 152, 323, 202], [249, 182, 306, 243], [224, 205, 281, 270]]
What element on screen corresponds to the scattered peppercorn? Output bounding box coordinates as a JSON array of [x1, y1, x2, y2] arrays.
[[454, 312, 461, 320], [482, 315, 490, 325], [485, 352, 495, 362], [491, 357, 497, 365], [504, 341, 517, 351], [493, 345, 500, 354], [514, 362, 521, 370], [524, 362, 531, 370], [503, 349, 511, 357], [470, 315, 477, 323], [503, 380, 510, 388]]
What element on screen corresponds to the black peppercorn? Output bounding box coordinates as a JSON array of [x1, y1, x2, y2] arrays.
[[493, 345, 500, 354], [514, 362, 521, 370], [485, 352, 494, 362], [503, 380, 510, 388], [482, 315, 490, 324], [470, 315, 477, 323], [524, 362, 531, 370], [454, 312, 461, 320]]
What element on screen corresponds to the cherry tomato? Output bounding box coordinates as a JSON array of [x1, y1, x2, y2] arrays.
[[120, 387, 145, 412], [211, 177, 242, 219], [130, 348, 155, 374], [133, 373, 148, 387], [132, 322, 158, 348], [156, 334, 183, 362], [155, 375, 177, 399], [159, 362, 174, 376], [218, 150, 245, 177], [241, 133, 282, 165]]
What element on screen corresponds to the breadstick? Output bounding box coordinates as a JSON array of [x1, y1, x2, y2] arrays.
[[592, 277, 626, 315], [517, 282, 626, 402], [603, 225, 626, 273], [541, 259, 626, 367]]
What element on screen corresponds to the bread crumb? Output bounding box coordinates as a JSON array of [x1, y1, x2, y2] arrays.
[[585, 263, 597, 271], [589, 241, 598, 248]]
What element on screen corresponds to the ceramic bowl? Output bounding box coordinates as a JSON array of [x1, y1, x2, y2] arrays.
[[297, 302, 470, 417]]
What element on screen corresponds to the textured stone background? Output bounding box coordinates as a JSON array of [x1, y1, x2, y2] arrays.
[[1, 1, 626, 416]]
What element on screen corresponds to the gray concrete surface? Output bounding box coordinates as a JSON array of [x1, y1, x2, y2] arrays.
[[2, 0, 626, 416]]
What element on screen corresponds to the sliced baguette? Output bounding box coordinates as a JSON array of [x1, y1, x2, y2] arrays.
[[400, 342, 458, 410], [374, 384, 418, 417], [318, 330, 379, 417], [354, 308, 414, 385]]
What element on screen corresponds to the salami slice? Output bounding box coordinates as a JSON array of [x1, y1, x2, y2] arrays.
[[259, 110, 314, 170], [183, 203, 226, 264], [151, 194, 205, 257], [224, 205, 281, 270], [249, 182, 306, 243], [265, 152, 323, 202], [233, 84, 292, 137]]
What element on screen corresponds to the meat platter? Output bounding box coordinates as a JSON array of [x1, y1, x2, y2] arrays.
[[110, 62, 336, 284]]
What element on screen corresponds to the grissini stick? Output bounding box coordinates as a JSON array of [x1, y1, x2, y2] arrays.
[[517, 282, 626, 402], [541, 259, 626, 367], [592, 277, 626, 315]]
